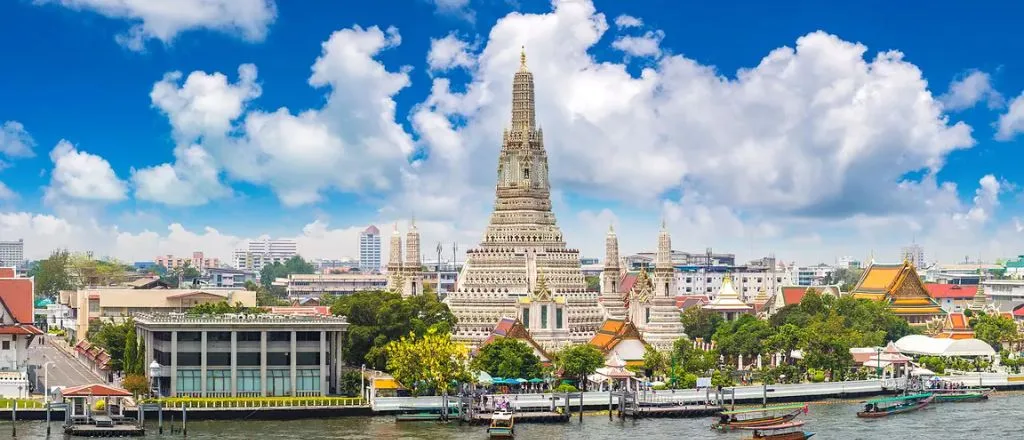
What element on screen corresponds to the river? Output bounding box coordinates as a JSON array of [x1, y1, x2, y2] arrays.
[[5, 393, 1021, 439]]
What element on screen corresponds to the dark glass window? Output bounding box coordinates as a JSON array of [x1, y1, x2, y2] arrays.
[[296, 332, 320, 342], [237, 352, 261, 366], [297, 352, 320, 366], [267, 352, 290, 366], [269, 332, 291, 342], [178, 332, 201, 342], [208, 332, 231, 342], [207, 352, 231, 366], [177, 352, 201, 366], [237, 332, 261, 342]]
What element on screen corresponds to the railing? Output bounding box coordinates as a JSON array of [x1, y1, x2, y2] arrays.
[[0, 399, 45, 409], [148, 396, 366, 409]]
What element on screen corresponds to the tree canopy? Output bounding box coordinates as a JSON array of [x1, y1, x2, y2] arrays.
[[328, 290, 456, 370], [556, 344, 604, 390], [470, 338, 542, 379], [822, 267, 864, 292], [260, 256, 316, 289], [970, 312, 1019, 351], [187, 301, 264, 315], [385, 328, 470, 396], [680, 307, 724, 342], [29, 249, 74, 298]]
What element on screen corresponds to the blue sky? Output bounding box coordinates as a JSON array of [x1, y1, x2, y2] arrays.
[[1, 0, 1023, 265]]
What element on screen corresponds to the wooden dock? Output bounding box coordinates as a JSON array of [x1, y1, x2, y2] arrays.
[[622, 404, 723, 418], [63, 424, 146, 437], [469, 411, 570, 424]]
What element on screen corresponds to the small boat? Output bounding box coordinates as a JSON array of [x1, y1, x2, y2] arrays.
[[395, 412, 443, 422], [487, 410, 514, 438], [736, 421, 815, 439], [856, 393, 933, 418], [931, 388, 992, 403], [712, 403, 809, 431]]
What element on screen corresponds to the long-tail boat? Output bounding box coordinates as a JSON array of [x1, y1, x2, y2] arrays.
[[931, 387, 992, 403], [856, 393, 933, 418], [486, 410, 514, 438], [736, 421, 815, 439], [712, 403, 809, 432]]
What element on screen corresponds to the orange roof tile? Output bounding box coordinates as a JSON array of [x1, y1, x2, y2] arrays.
[[924, 283, 977, 299]]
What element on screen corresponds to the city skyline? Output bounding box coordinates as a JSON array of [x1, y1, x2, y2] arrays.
[[3, 1, 1024, 266]]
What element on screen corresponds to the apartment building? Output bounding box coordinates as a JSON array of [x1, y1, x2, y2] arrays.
[[233, 239, 298, 271], [358, 225, 381, 273], [155, 251, 221, 271], [273, 273, 387, 299], [0, 240, 24, 268]]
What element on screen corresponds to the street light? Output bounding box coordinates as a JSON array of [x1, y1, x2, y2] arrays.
[[360, 364, 366, 401], [149, 361, 161, 397]]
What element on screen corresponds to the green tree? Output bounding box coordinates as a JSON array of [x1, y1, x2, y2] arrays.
[[123, 325, 138, 375], [713, 314, 774, 362], [92, 319, 134, 372], [260, 256, 316, 289], [187, 301, 263, 315], [385, 328, 470, 396], [798, 312, 858, 380], [471, 338, 542, 379], [328, 290, 456, 370], [122, 374, 150, 399], [29, 250, 74, 298], [642, 345, 667, 377], [971, 312, 1018, 351], [556, 344, 604, 391], [680, 307, 724, 342], [584, 276, 601, 291], [823, 267, 864, 291]]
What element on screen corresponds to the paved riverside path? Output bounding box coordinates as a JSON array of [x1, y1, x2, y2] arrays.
[[27, 338, 105, 389], [372, 379, 892, 412]]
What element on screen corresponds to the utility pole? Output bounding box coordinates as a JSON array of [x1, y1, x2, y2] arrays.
[[436, 242, 443, 293]]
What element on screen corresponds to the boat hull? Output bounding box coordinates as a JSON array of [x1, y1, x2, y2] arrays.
[[856, 397, 932, 418], [487, 427, 514, 438], [748, 432, 814, 440], [714, 413, 800, 431]]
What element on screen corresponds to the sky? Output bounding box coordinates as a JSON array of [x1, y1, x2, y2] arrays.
[[2, 0, 1024, 266]]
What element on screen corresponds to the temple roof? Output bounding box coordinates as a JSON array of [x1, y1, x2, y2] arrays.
[[704, 275, 753, 312], [851, 261, 942, 317], [935, 312, 974, 339], [589, 318, 649, 354], [482, 317, 553, 362]]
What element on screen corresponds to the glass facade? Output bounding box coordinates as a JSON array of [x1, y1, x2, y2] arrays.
[[237, 369, 260, 393], [176, 369, 202, 393], [556, 308, 563, 329], [267, 369, 291, 396], [541, 305, 548, 329], [207, 369, 230, 392], [297, 369, 320, 392], [522, 309, 530, 327]]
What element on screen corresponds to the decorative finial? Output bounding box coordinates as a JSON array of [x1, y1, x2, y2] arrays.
[[410, 214, 417, 229], [519, 45, 527, 71], [661, 217, 667, 230], [608, 223, 615, 234], [393, 222, 399, 233]]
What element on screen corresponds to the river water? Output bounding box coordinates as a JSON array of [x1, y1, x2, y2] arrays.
[[5, 393, 1021, 439]]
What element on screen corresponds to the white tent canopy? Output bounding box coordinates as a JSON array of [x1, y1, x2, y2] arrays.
[[894, 335, 996, 357]]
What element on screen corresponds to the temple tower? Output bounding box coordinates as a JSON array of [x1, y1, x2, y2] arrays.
[[600, 224, 626, 318], [444, 48, 603, 350], [644, 221, 688, 351], [386, 223, 404, 292], [402, 218, 423, 297]]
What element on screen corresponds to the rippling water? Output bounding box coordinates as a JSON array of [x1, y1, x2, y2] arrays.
[[5, 393, 1021, 439]]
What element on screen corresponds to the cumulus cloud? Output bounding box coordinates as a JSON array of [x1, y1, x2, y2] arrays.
[[429, 0, 474, 22], [38, 0, 278, 51], [614, 14, 643, 29], [0, 121, 36, 158], [996, 92, 1024, 141], [612, 30, 664, 58], [44, 140, 127, 203], [137, 25, 414, 207], [406, 0, 974, 230], [940, 69, 1003, 111], [427, 33, 476, 71]]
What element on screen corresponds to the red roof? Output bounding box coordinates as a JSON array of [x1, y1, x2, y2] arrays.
[[0, 277, 34, 323], [618, 273, 638, 293], [0, 267, 15, 278], [1013, 304, 1024, 317], [782, 287, 808, 306], [266, 306, 331, 316], [61, 384, 132, 397], [676, 295, 709, 309], [0, 325, 43, 335], [924, 283, 977, 299]]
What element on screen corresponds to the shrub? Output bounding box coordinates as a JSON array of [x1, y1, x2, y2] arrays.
[[122, 374, 150, 398], [554, 383, 578, 393]]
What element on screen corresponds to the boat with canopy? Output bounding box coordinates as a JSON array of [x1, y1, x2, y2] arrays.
[[712, 403, 809, 431], [856, 393, 933, 418], [487, 410, 515, 438], [735, 421, 815, 439], [930, 387, 992, 403]]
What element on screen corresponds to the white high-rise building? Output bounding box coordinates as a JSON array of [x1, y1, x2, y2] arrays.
[[359, 225, 381, 273], [0, 239, 24, 268], [901, 243, 926, 268], [233, 238, 298, 271]]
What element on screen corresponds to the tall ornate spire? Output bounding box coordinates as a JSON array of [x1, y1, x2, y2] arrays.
[[404, 218, 420, 268], [388, 223, 403, 268], [969, 283, 988, 311], [605, 223, 619, 270], [511, 46, 536, 133], [656, 220, 672, 270]]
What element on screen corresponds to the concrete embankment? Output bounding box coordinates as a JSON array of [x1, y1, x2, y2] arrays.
[[0, 406, 372, 421]]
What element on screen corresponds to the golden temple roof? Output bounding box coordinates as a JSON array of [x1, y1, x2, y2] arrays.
[[851, 261, 943, 317]]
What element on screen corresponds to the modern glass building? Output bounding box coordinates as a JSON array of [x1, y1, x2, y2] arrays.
[[134, 313, 348, 397], [359, 225, 381, 273]]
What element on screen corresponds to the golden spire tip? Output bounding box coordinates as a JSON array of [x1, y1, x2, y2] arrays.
[[519, 45, 527, 71]]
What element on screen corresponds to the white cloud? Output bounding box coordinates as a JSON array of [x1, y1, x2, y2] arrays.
[[427, 33, 475, 72], [38, 0, 278, 51], [429, 0, 474, 22], [0, 121, 36, 158], [0, 183, 15, 201], [138, 25, 414, 207], [614, 14, 643, 29], [44, 140, 127, 203], [939, 69, 1003, 111], [951, 174, 1001, 225], [612, 30, 664, 58], [996, 92, 1024, 141], [131, 144, 230, 206], [149, 64, 261, 143], [406, 0, 974, 233]]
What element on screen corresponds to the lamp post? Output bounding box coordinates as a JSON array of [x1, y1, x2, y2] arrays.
[[149, 360, 161, 398], [360, 364, 366, 401]]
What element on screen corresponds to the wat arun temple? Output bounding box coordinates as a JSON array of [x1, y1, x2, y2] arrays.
[[443, 50, 686, 352]]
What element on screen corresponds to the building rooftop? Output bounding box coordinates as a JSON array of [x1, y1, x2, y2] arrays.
[[133, 312, 349, 327], [363, 225, 380, 234]]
